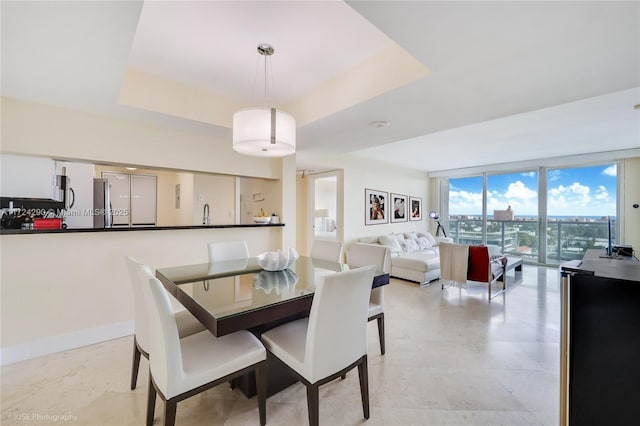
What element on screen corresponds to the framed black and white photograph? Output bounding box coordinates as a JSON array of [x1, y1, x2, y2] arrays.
[[391, 193, 408, 223], [365, 188, 388, 225], [410, 196, 422, 221]]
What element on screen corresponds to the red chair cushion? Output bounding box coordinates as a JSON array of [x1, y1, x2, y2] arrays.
[[467, 245, 490, 282]]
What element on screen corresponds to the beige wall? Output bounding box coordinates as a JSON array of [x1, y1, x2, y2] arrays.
[[622, 157, 640, 250], [238, 177, 282, 225], [193, 173, 236, 225], [0, 97, 296, 364], [1, 97, 281, 179], [296, 175, 309, 254], [0, 227, 282, 363], [295, 154, 431, 251]]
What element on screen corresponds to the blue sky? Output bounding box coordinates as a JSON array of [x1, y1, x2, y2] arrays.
[[449, 164, 617, 217]]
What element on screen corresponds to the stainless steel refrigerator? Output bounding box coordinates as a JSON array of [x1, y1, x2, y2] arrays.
[[94, 173, 157, 228], [93, 178, 113, 228]]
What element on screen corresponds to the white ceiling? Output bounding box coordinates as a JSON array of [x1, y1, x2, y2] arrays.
[[2, 0, 639, 173], [128, 0, 392, 105]]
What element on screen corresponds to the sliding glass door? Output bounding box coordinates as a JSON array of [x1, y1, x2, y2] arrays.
[[487, 171, 538, 260]]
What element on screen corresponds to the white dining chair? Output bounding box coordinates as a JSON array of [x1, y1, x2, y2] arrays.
[[146, 277, 267, 426], [125, 256, 205, 390], [309, 239, 344, 262], [261, 265, 376, 426], [207, 240, 250, 262], [346, 243, 390, 355]]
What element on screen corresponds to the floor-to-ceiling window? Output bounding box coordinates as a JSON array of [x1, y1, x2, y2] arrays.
[[444, 162, 618, 265], [487, 171, 539, 260], [545, 164, 617, 264], [448, 176, 483, 244]]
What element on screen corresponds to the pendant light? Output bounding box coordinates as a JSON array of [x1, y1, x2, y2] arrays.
[[232, 44, 296, 157]]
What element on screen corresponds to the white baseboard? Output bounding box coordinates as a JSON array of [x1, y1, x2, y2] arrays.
[[0, 321, 134, 366]]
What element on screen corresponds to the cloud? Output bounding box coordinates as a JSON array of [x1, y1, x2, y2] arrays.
[[548, 182, 592, 210], [548, 170, 562, 182], [521, 171, 536, 178], [595, 185, 609, 200], [449, 190, 483, 215], [505, 181, 537, 200], [451, 170, 616, 217], [602, 164, 617, 177]]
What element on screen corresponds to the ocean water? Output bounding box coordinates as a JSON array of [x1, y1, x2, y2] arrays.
[[452, 215, 615, 221]]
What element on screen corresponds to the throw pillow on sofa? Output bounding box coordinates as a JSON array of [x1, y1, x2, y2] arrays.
[[416, 237, 432, 250], [399, 239, 420, 253], [418, 232, 437, 246], [379, 234, 403, 254], [392, 232, 406, 243], [404, 231, 419, 240]]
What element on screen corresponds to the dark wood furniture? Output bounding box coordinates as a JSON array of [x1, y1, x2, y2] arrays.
[[155, 256, 389, 397], [560, 249, 640, 426]]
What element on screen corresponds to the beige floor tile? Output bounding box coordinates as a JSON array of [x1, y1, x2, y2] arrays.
[[1, 264, 561, 425]]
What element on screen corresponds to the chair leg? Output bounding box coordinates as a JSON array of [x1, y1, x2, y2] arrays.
[[377, 314, 385, 355], [131, 336, 142, 390], [306, 383, 320, 426], [255, 362, 267, 426], [146, 372, 156, 426], [357, 355, 370, 419], [163, 399, 177, 426]]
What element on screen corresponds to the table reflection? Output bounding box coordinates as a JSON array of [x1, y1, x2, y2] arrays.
[[254, 269, 299, 295]]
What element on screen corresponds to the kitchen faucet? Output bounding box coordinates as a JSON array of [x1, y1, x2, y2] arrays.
[[202, 203, 210, 225]]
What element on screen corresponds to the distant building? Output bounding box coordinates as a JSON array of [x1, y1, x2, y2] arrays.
[[494, 205, 514, 220]]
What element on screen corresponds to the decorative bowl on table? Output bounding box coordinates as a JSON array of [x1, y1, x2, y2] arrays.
[[257, 247, 299, 271], [253, 216, 271, 224]]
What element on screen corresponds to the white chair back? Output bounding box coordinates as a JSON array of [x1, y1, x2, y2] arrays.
[[346, 243, 390, 274], [347, 243, 388, 319], [439, 242, 469, 283], [125, 256, 155, 352], [208, 241, 250, 262], [147, 277, 185, 399], [304, 265, 376, 382], [309, 239, 344, 263]]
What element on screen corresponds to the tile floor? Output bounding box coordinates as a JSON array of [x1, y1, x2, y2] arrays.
[[1, 265, 561, 425]]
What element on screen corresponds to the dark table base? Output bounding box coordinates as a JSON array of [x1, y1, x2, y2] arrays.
[[232, 312, 308, 398]]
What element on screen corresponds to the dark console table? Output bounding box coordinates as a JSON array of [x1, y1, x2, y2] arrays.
[[560, 249, 640, 426]]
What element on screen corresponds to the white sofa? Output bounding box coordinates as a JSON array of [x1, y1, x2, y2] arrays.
[[356, 231, 453, 285]]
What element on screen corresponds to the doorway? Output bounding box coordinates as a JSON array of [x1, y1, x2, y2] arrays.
[[307, 170, 343, 253]]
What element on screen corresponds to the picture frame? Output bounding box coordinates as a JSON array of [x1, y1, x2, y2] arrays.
[[390, 193, 408, 223], [409, 196, 422, 221], [365, 188, 388, 225]]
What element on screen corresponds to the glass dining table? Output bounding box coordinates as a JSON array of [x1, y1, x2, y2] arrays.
[[155, 255, 390, 397], [155, 255, 390, 338]]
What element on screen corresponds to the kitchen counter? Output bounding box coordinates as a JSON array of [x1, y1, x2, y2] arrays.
[[0, 223, 284, 235]]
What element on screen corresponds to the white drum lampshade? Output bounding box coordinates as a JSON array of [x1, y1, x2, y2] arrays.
[[233, 107, 296, 157]]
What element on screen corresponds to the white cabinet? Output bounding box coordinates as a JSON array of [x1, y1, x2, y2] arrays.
[[1, 154, 55, 198]]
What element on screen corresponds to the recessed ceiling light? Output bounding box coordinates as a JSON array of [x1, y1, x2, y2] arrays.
[[126, 167, 137, 171], [370, 121, 390, 128]]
